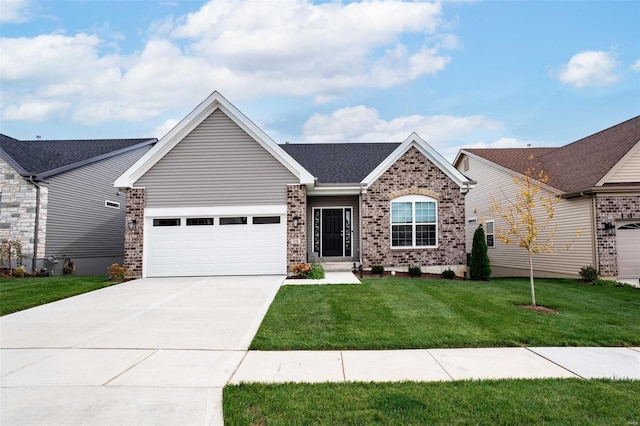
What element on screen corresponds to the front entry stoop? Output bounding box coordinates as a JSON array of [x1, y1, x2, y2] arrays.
[[322, 262, 357, 272]]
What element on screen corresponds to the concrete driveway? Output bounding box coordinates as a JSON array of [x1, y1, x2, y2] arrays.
[[0, 276, 283, 425]]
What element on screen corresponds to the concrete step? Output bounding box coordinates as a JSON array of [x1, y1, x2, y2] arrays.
[[321, 262, 356, 272]]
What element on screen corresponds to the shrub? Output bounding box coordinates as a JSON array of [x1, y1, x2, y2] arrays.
[[442, 268, 456, 279], [469, 225, 491, 281], [0, 239, 23, 274], [579, 265, 599, 283], [12, 265, 26, 278], [291, 263, 312, 277], [307, 263, 325, 280], [408, 265, 422, 278], [107, 263, 128, 281], [371, 265, 385, 276]]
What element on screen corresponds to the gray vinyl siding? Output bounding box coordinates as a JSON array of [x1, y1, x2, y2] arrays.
[[135, 109, 298, 207], [458, 154, 594, 278], [307, 195, 360, 260], [45, 147, 150, 260], [604, 144, 640, 184]]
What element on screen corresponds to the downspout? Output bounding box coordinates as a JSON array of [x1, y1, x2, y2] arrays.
[[28, 176, 41, 273]]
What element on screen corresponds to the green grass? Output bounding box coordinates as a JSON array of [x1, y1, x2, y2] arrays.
[[224, 379, 640, 425], [0, 276, 117, 316], [251, 277, 640, 350]]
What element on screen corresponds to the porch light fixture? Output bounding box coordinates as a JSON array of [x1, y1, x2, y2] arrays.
[[603, 221, 615, 236], [127, 218, 137, 231], [292, 216, 300, 227]]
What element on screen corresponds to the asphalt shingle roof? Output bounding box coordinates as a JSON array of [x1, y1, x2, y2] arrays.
[[280, 143, 400, 183], [465, 115, 640, 193], [0, 134, 156, 176]]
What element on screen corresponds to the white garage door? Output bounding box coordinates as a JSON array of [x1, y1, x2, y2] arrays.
[[146, 214, 286, 277], [616, 222, 640, 279]]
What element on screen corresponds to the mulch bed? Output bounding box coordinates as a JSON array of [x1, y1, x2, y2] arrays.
[[517, 304, 559, 314]]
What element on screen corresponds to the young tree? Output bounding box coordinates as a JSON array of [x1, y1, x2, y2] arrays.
[[470, 224, 491, 281], [490, 159, 579, 307]]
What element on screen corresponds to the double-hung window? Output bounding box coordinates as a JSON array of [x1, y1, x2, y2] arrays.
[[391, 195, 437, 248]]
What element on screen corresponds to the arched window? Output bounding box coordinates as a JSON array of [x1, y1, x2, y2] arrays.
[[390, 195, 438, 248]]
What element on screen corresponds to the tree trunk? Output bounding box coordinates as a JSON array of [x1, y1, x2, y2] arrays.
[[529, 252, 536, 307]]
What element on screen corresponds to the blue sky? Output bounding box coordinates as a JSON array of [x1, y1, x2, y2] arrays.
[[1, 0, 638, 160]]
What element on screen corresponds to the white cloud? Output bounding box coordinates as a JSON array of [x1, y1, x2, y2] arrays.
[[2, 100, 70, 121], [0, 0, 31, 23], [0, 0, 458, 125], [553, 50, 619, 87], [149, 118, 180, 139], [631, 59, 640, 72], [302, 105, 502, 152]]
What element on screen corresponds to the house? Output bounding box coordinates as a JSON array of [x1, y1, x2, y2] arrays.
[[454, 115, 640, 284], [0, 135, 156, 275], [115, 91, 474, 278]]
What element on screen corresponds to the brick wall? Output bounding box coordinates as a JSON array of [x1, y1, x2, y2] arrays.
[[595, 195, 640, 277], [0, 158, 48, 267], [361, 146, 466, 271], [124, 188, 145, 278], [287, 184, 307, 272]]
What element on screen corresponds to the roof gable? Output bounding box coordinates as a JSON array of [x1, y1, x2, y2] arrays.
[[458, 115, 640, 193], [0, 134, 155, 178], [363, 133, 473, 190], [279, 142, 400, 183], [115, 91, 314, 188]]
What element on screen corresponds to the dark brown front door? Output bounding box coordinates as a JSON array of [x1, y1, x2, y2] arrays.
[[322, 209, 343, 257]]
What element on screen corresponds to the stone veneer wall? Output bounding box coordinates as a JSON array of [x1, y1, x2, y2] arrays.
[[594, 194, 640, 277], [361, 146, 466, 270], [287, 184, 307, 272], [0, 158, 48, 266], [124, 188, 145, 278]]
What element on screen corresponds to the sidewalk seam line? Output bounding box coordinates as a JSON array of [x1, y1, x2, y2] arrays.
[[524, 347, 585, 379], [426, 349, 454, 381], [101, 348, 159, 386], [227, 350, 249, 385], [340, 351, 346, 382]]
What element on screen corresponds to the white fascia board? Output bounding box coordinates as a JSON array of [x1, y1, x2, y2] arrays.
[[145, 205, 287, 217], [361, 132, 472, 190], [114, 91, 314, 188], [306, 185, 363, 196]]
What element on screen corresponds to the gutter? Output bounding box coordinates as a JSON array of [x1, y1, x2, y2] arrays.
[[28, 176, 41, 273], [560, 185, 640, 199]]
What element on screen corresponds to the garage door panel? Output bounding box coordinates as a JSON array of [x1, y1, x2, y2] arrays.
[[616, 222, 640, 279], [146, 213, 286, 277]]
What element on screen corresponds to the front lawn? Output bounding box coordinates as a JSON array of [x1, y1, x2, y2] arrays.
[[224, 379, 640, 425], [251, 277, 640, 350], [0, 276, 117, 316]]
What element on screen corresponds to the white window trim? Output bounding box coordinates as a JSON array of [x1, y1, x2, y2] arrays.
[[104, 200, 120, 209], [485, 220, 495, 248], [390, 194, 438, 249]]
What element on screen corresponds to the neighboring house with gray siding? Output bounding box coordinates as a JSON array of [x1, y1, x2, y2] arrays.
[[0, 135, 156, 275], [454, 115, 640, 285], [115, 91, 474, 278]]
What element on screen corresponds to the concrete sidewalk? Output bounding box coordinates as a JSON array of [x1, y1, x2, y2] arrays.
[[230, 347, 640, 384]]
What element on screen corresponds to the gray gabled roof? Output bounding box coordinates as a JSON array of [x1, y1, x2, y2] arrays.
[[0, 134, 157, 178], [279, 142, 400, 183]]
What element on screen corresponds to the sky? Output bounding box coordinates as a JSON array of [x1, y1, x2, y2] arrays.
[[1, 0, 638, 161]]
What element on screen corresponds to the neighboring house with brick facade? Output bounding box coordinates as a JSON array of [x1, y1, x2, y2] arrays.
[[454, 115, 640, 285], [0, 135, 155, 275], [115, 91, 474, 278]]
